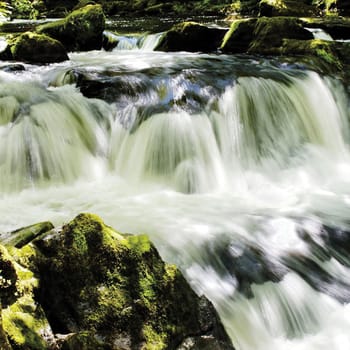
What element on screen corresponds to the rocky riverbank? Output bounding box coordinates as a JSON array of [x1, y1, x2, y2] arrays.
[[1, 1, 350, 77]]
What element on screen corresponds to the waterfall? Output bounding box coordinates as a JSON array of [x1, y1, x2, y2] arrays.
[[103, 31, 164, 51], [1, 46, 350, 350]]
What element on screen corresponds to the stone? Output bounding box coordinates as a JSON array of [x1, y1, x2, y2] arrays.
[[155, 21, 227, 53], [221, 18, 257, 53], [1, 222, 54, 248], [221, 17, 313, 55], [37, 4, 105, 52], [0, 213, 234, 349], [259, 0, 317, 17], [0, 244, 57, 349], [10, 32, 69, 63]]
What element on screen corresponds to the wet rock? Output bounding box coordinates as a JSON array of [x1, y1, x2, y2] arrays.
[[33, 213, 234, 349], [37, 4, 105, 52], [259, 0, 317, 17], [283, 252, 350, 303], [221, 17, 313, 55], [0, 64, 25, 72], [220, 18, 257, 53], [8, 32, 69, 63], [248, 17, 313, 54], [0, 244, 57, 349], [1, 221, 54, 248], [1, 213, 234, 350], [201, 237, 287, 298], [0, 305, 11, 350], [155, 21, 227, 53], [281, 39, 350, 73], [301, 17, 350, 40]]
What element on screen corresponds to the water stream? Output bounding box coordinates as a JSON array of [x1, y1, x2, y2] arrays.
[[1, 22, 350, 349]]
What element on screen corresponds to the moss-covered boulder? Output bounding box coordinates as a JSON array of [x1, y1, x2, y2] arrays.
[[0, 214, 234, 350], [259, 0, 317, 17], [5, 32, 69, 63], [155, 21, 227, 53], [37, 4, 105, 52], [281, 39, 350, 73], [248, 16, 313, 54], [221, 16, 313, 54], [221, 18, 257, 53]]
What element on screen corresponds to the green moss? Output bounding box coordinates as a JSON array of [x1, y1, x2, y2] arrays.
[[281, 38, 342, 71], [2, 296, 47, 349], [0, 244, 52, 349], [221, 18, 256, 52], [142, 324, 167, 350], [0, 213, 233, 349], [37, 4, 105, 51], [10, 31, 68, 63]]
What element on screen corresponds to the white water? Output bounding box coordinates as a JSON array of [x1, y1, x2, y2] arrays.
[[103, 30, 164, 51], [1, 46, 350, 350]]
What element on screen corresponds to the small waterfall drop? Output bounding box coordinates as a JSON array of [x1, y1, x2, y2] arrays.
[[104, 31, 164, 51], [0, 76, 112, 191], [1, 47, 350, 350]]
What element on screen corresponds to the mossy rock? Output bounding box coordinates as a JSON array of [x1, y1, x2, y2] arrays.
[[29, 213, 234, 349], [37, 4, 105, 52], [259, 0, 318, 17], [221, 18, 257, 53], [281, 39, 350, 74], [9, 32, 69, 63], [0, 244, 56, 349], [1, 222, 54, 248], [301, 17, 350, 40], [221, 16, 313, 54], [155, 21, 227, 52], [227, 0, 261, 17], [248, 16, 313, 54]]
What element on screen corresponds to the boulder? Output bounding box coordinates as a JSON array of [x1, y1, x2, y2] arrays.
[[248, 17, 313, 54], [9, 32, 69, 63], [221, 17, 313, 55], [37, 4, 105, 52], [280, 39, 343, 71], [155, 21, 227, 53], [259, 0, 317, 17], [1, 222, 54, 248], [220, 18, 257, 53], [301, 17, 350, 40], [0, 214, 235, 350]]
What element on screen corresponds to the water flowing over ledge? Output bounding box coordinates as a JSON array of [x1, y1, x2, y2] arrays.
[[1, 45, 350, 350]]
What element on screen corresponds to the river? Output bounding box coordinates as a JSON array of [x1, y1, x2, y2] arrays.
[[1, 18, 350, 350]]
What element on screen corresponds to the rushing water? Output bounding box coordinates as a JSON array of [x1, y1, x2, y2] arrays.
[[1, 21, 350, 350]]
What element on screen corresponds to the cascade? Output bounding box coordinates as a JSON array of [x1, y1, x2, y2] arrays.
[[1, 24, 350, 350]]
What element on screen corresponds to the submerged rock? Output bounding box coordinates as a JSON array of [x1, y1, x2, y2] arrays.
[[37, 4, 105, 52], [155, 21, 227, 53], [0, 213, 234, 350]]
